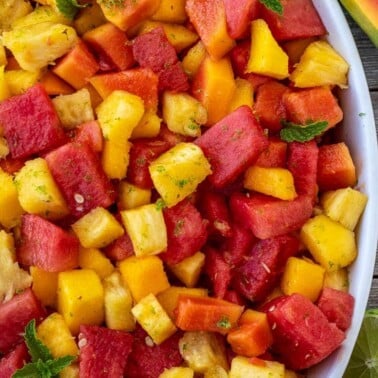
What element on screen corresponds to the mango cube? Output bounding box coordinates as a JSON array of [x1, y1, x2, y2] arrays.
[[30, 266, 58, 307], [131, 110, 161, 139], [229, 78, 254, 112], [132, 293, 177, 345], [72, 207, 124, 249], [118, 181, 151, 210], [0, 66, 10, 101], [230, 356, 285, 378], [78, 247, 114, 279], [151, 0, 187, 23], [5, 69, 41, 95], [300, 214, 357, 271], [57, 269, 104, 335], [73, 3, 107, 36], [149, 143, 211, 208], [159, 367, 194, 378]]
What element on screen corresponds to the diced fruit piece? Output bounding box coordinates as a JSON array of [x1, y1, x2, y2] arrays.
[[2, 22, 77, 71], [283, 36, 318, 65], [103, 233, 135, 262], [131, 109, 161, 139], [300, 214, 357, 271], [0, 65, 11, 101], [149, 143, 211, 207], [152, 0, 186, 23], [103, 271, 135, 331], [30, 266, 58, 307], [290, 41, 349, 88], [320, 187, 368, 230], [281, 257, 325, 302], [78, 247, 114, 279], [195, 106, 268, 188], [71, 120, 103, 152], [57, 269, 104, 335], [182, 41, 206, 78], [73, 3, 107, 36], [204, 365, 229, 378], [118, 181, 151, 210], [229, 78, 254, 112], [5, 69, 41, 95], [0, 0, 32, 33], [185, 0, 234, 60], [255, 137, 287, 168], [0, 83, 66, 159], [39, 70, 74, 96], [246, 19, 289, 80], [18, 214, 79, 272], [0, 343, 29, 378], [78, 325, 133, 378], [323, 268, 349, 292], [159, 367, 194, 378], [119, 255, 170, 302], [229, 356, 285, 378]]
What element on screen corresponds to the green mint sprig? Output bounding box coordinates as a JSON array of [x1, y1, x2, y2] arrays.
[[259, 0, 283, 15], [280, 120, 328, 142], [12, 320, 75, 378], [56, 0, 87, 20]]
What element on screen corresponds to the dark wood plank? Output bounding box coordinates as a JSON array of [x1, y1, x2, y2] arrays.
[[368, 279, 378, 308]]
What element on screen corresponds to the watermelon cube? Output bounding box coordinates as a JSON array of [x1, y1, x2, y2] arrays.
[[71, 120, 103, 153], [0, 83, 66, 159], [0, 343, 29, 378], [103, 233, 135, 262], [254, 137, 287, 168]]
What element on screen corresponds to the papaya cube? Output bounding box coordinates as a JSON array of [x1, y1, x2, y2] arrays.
[[103, 271, 135, 331], [229, 78, 254, 113], [121, 203, 167, 256], [281, 257, 325, 302], [149, 143, 211, 208], [119, 255, 170, 302], [118, 181, 151, 210], [159, 367, 194, 378], [37, 312, 79, 358], [323, 268, 349, 292], [78, 247, 114, 279], [39, 70, 74, 96], [244, 166, 297, 200], [320, 187, 368, 231], [132, 293, 177, 345], [57, 269, 104, 335], [300, 214, 357, 271], [72, 207, 124, 249], [15, 157, 69, 220], [246, 19, 289, 80], [182, 41, 206, 78], [151, 0, 187, 23], [229, 356, 285, 378], [0, 168, 24, 228]]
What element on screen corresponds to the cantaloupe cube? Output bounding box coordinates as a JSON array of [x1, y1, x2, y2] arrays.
[[246, 19, 289, 80], [15, 157, 69, 220], [151, 0, 187, 23], [229, 356, 285, 378], [30, 266, 58, 307], [182, 41, 206, 78], [5, 69, 41, 95], [132, 293, 177, 345], [229, 78, 254, 112], [119, 255, 170, 302], [281, 257, 325, 302], [149, 143, 211, 208], [78, 247, 114, 279], [0, 66, 10, 101], [159, 367, 194, 378], [131, 110, 161, 139], [57, 269, 104, 335], [103, 271, 135, 331], [72, 207, 124, 249], [323, 268, 349, 292], [118, 181, 151, 210], [320, 187, 368, 231], [300, 214, 357, 271], [121, 203, 167, 256]]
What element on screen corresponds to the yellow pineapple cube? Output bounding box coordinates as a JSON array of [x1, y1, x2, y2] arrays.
[[149, 143, 212, 208], [320, 187, 368, 231], [57, 269, 104, 335], [229, 356, 285, 378], [103, 271, 135, 331], [72, 207, 124, 249], [229, 78, 254, 112], [102, 140, 132, 180], [204, 366, 229, 378], [15, 157, 69, 220], [0, 168, 24, 228], [162, 92, 207, 137], [78, 247, 114, 279], [73, 3, 107, 36], [131, 110, 161, 139], [300, 214, 357, 271], [323, 268, 349, 292], [159, 367, 194, 378], [168, 251, 206, 288], [52, 88, 94, 129], [0, 66, 10, 101], [132, 293, 177, 345], [246, 19, 289, 80], [5, 69, 41, 95], [119, 255, 170, 302], [30, 266, 58, 307], [182, 41, 206, 78], [281, 257, 325, 302], [290, 40, 349, 88], [121, 203, 167, 257], [244, 166, 297, 200], [0, 0, 32, 33], [118, 181, 151, 210], [151, 0, 187, 23]]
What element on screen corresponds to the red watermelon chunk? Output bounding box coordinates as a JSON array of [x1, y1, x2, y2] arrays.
[[0, 343, 29, 378], [71, 121, 103, 152], [45, 142, 116, 218], [0, 289, 45, 354], [161, 199, 208, 265], [103, 233, 135, 262], [79, 325, 133, 378], [317, 287, 355, 331], [254, 137, 287, 168], [195, 106, 269, 188], [232, 235, 300, 302], [125, 325, 182, 378], [0, 84, 66, 159], [157, 61, 190, 92], [17, 214, 79, 272], [264, 293, 345, 370], [230, 192, 313, 239]]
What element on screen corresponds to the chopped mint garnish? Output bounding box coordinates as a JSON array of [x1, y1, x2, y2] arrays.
[[280, 120, 328, 142], [259, 0, 283, 15], [56, 0, 87, 20]]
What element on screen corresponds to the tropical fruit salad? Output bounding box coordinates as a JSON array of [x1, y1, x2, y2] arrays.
[[0, 0, 369, 377]]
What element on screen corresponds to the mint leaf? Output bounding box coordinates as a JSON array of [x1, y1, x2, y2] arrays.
[[47, 356, 76, 375], [56, 0, 86, 20], [259, 0, 283, 15], [24, 319, 52, 363], [280, 120, 328, 142], [12, 363, 41, 378]]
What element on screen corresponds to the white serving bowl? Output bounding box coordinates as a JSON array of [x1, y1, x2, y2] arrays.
[[308, 1, 378, 376]]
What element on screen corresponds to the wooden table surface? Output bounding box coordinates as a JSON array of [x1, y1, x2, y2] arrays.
[[345, 13, 378, 308]]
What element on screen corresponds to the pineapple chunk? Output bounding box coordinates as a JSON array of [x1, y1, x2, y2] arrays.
[[0, 0, 32, 33], [323, 268, 349, 292], [229, 356, 285, 378], [300, 214, 357, 271], [5, 69, 41, 95], [0, 66, 10, 101], [320, 187, 368, 230], [204, 366, 229, 378], [159, 367, 194, 378], [52, 88, 94, 129], [182, 41, 206, 78], [103, 271, 135, 331], [30, 266, 58, 307], [162, 92, 207, 137], [0, 230, 32, 302], [290, 40, 349, 88], [121, 202, 167, 257], [131, 110, 161, 139], [2, 22, 78, 71], [78, 247, 114, 279], [229, 78, 254, 112], [149, 143, 212, 208], [118, 181, 151, 210], [132, 293, 177, 345], [15, 157, 69, 220], [72, 207, 124, 249]]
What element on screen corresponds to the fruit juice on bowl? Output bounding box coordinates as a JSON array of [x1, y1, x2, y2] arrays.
[[308, 1, 378, 377]]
